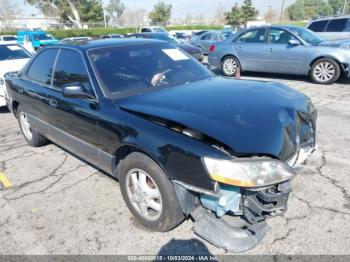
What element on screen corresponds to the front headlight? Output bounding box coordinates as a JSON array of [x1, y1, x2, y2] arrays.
[[203, 157, 295, 188]]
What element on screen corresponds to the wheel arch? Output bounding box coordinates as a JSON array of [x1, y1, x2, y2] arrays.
[[309, 56, 346, 75], [112, 143, 168, 180], [12, 100, 20, 117], [221, 54, 242, 70]]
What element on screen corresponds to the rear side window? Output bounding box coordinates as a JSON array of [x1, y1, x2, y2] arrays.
[[201, 33, 212, 40], [27, 49, 58, 85], [53, 49, 91, 91], [308, 20, 328, 32], [326, 18, 348, 32]]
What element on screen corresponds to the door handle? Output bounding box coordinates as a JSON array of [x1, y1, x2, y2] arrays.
[[237, 46, 242, 51], [48, 98, 58, 107], [266, 48, 273, 53]]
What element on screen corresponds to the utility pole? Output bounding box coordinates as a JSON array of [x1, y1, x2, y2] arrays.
[[103, 6, 107, 28], [280, 0, 286, 22]]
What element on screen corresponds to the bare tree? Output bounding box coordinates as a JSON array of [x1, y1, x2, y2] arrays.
[[214, 2, 226, 25], [0, 0, 22, 30], [120, 8, 146, 29], [264, 6, 277, 22]]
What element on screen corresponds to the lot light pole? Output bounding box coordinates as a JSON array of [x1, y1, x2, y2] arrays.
[[280, 0, 287, 22]]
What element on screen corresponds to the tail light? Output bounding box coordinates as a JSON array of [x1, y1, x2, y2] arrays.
[[209, 45, 216, 52]]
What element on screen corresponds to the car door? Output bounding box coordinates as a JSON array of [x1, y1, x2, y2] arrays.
[[265, 28, 307, 74], [44, 48, 101, 166], [21, 48, 59, 125], [233, 28, 267, 72]]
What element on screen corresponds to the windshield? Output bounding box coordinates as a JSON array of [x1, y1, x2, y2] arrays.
[[0, 45, 31, 61], [89, 43, 212, 97], [289, 27, 325, 45], [34, 34, 53, 41], [3, 36, 16, 41]]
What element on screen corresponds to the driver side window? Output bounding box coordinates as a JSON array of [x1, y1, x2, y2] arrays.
[[53, 49, 91, 93]]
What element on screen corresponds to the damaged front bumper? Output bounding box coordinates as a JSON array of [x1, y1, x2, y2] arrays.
[[174, 180, 292, 253]]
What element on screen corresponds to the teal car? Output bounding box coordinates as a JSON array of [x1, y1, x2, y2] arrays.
[[17, 31, 59, 52]]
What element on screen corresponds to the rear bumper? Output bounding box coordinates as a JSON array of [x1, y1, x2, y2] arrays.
[[208, 55, 221, 68]]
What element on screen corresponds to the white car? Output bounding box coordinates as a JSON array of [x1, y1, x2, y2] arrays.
[[0, 44, 31, 108], [139, 26, 167, 33]]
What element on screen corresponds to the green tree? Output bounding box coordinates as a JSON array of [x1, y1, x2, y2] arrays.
[[149, 1, 172, 24], [106, 0, 125, 24], [80, 0, 103, 22], [240, 0, 258, 25], [287, 0, 333, 20], [225, 4, 243, 27]]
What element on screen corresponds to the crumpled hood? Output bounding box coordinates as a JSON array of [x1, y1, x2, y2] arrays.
[[0, 58, 29, 78], [117, 77, 315, 160], [318, 39, 350, 47]]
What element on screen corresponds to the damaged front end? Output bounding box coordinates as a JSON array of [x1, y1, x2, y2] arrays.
[[173, 158, 295, 253]]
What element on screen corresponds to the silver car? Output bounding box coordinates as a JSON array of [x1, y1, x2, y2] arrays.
[[208, 26, 350, 84], [306, 16, 350, 41], [191, 30, 233, 55]]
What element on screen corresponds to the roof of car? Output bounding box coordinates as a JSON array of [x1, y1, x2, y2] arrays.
[[48, 38, 165, 51], [310, 15, 350, 21]]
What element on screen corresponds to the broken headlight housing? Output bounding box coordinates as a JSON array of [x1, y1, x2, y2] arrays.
[[203, 157, 295, 188]]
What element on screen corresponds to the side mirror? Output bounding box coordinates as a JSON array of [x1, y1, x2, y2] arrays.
[[289, 39, 301, 46], [61, 83, 95, 100]]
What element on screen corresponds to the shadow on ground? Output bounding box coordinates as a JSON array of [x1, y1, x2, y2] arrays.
[[157, 238, 217, 257]]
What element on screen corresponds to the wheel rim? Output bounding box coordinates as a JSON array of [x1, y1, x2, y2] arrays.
[[19, 112, 32, 141], [126, 168, 162, 221], [313, 62, 335, 83], [223, 58, 238, 75]]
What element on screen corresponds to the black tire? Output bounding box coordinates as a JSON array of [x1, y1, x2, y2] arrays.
[[310, 58, 340, 85], [221, 56, 241, 77], [118, 152, 184, 232], [17, 105, 48, 147]]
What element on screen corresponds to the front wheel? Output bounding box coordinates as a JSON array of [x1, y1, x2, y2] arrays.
[[118, 152, 184, 232], [221, 56, 240, 77], [310, 58, 340, 84], [17, 105, 48, 147]]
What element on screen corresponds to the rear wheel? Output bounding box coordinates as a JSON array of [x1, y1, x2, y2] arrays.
[[221, 56, 240, 77], [310, 58, 340, 84], [17, 105, 48, 147], [118, 152, 184, 232]]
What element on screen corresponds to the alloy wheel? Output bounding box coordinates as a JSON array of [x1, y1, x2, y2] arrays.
[[126, 168, 162, 221], [313, 62, 335, 83], [223, 58, 238, 76], [19, 112, 33, 141]]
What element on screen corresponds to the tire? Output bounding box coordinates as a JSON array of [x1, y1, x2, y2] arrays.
[[17, 105, 48, 147], [310, 58, 340, 85], [118, 152, 184, 232], [221, 56, 240, 77]]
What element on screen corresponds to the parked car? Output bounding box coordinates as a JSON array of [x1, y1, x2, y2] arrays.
[[5, 39, 317, 252], [307, 16, 350, 40], [0, 43, 31, 108], [128, 33, 203, 61], [209, 25, 350, 84], [17, 30, 59, 53], [0, 35, 17, 44], [61, 37, 92, 43], [191, 30, 234, 54], [139, 26, 167, 33], [101, 34, 124, 39]]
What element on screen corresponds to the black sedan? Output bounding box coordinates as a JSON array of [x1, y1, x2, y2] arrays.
[[127, 32, 204, 62], [5, 39, 316, 252]]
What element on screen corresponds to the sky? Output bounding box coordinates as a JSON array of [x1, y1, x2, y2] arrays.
[[19, 0, 296, 19]]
